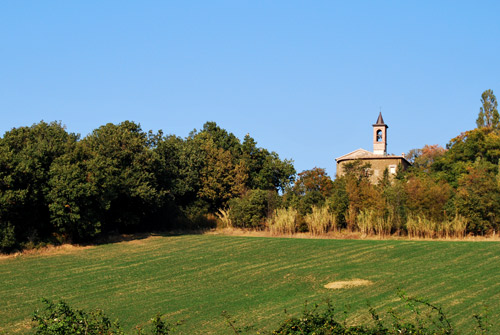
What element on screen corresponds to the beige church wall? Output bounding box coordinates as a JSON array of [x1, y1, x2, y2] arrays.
[[336, 157, 410, 184]]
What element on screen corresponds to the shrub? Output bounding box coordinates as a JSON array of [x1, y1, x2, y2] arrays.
[[32, 299, 173, 335], [229, 190, 278, 228], [0, 222, 16, 252], [32, 298, 124, 335], [271, 292, 456, 335]]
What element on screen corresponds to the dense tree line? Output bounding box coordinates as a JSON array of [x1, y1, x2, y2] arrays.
[[0, 121, 295, 252], [1, 89, 499, 252]]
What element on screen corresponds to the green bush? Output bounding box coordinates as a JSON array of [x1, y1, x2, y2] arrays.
[[32, 299, 173, 335], [271, 292, 456, 335], [32, 298, 124, 335], [229, 190, 278, 228], [0, 222, 16, 252]]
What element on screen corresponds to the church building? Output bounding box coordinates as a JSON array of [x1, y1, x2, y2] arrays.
[[335, 113, 411, 183]]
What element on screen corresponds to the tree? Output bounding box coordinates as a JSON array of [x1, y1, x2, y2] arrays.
[[228, 189, 279, 228], [0, 121, 77, 249], [240, 134, 295, 192], [404, 175, 452, 222], [455, 161, 500, 234], [293, 167, 334, 197], [476, 89, 499, 128], [48, 121, 165, 240], [197, 135, 247, 210], [406, 144, 446, 173]]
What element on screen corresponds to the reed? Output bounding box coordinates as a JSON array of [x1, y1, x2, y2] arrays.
[[406, 213, 419, 238], [216, 208, 232, 228], [450, 214, 468, 238], [356, 209, 374, 235], [356, 209, 393, 237], [374, 214, 392, 237], [405, 212, 467, 239], [268, 207, 297, 235], [305, 206, 336, 235]]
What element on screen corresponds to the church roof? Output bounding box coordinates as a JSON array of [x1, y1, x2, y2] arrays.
[[373, 112, 387, 127], [335, 148, 376, 162], [335, 148, 410, 164]]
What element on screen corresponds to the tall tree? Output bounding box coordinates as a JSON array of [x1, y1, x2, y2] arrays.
[[476, 89, 499, 128], [48, 121, 165, 240], [455, 161, 500, 234], [0, 121, 77, 248], [293, 167, 333, 197]]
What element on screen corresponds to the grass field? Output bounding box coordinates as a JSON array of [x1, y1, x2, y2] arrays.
[[1, 234, 500, 334]]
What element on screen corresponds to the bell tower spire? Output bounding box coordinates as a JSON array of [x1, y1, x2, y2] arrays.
[[373, 112, 388, 155]]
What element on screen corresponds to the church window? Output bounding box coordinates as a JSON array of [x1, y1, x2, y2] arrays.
[[376, 130, 382, 142]]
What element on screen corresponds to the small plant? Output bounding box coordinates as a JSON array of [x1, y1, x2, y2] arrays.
[[150, 313, 172, 335], [473, 306, 491, 334]]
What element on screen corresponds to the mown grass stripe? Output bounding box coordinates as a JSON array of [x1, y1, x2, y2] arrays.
[[1, 235, 499, 334]]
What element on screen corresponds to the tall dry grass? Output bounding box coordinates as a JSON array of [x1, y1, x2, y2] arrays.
[[216, 208, 232, 228], [356, 209, 373, 235], [268, 207, 297, 235], [406, 213, 468, 239], [450, 215, 468, 238], [305, 206, 337, 235], [356, 209, 392, 237]]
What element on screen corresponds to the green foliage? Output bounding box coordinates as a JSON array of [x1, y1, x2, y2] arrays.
[[147, 314, 172, 335], [32, 298, 124, 335], [240, 134, 296, 193], [455, 161, 500, 234], [0, 120, 295, 250], [47, 121, 166, 241], [32, 299, 173, 335], [0, 121, 77, 250], [327, 178, 349, 228], [476, 89, 499, 129], [229, 189, 278, 228], [271, 292, 457, 335], [0, 222, 16, 251], [293, 167, 333, 197]]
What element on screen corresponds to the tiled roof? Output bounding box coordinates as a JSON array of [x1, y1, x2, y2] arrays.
[[335, 148, 410, 164]]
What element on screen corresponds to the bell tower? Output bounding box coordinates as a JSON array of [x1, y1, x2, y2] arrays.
[[373, 112, 388, 155]]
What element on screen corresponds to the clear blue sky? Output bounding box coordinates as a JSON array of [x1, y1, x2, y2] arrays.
[[1, 1, 499, 177]]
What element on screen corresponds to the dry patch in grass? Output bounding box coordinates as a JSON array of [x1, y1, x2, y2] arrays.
[[0, 317, 32, 333], [0, 244, 92, 261], [324, 279, 373, 290]]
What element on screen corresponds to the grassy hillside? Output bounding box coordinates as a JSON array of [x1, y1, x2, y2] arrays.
[[1, 234, 499, 334]]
